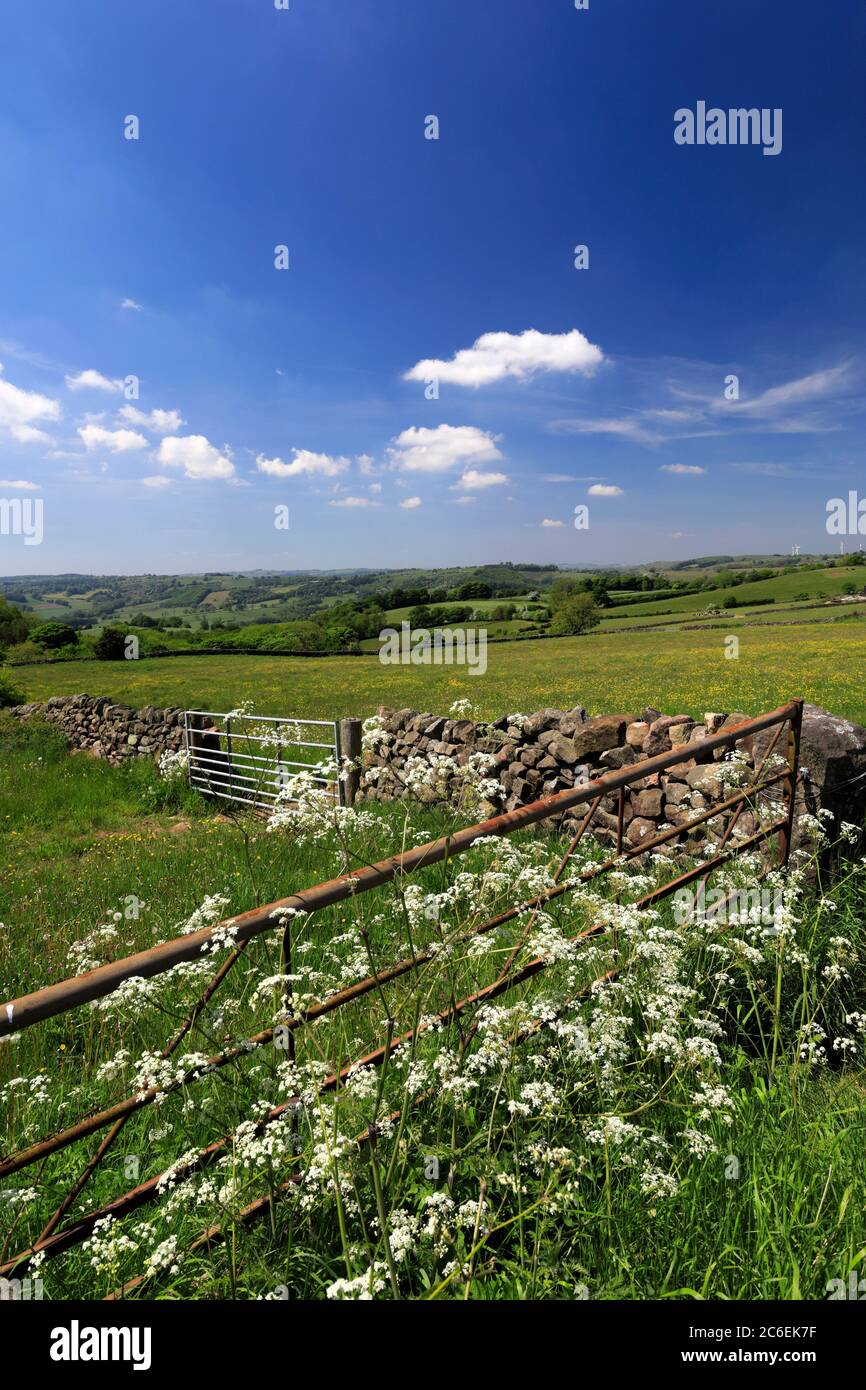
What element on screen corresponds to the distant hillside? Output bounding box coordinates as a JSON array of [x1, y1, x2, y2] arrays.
[[0, 553, 854, 634]]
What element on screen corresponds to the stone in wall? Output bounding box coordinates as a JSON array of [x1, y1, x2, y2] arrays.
[[359, 702, 866, 863], [9, 694, 187, 766]]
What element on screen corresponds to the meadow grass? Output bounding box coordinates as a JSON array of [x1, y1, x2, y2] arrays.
[[1, 718, 864, 1301], [10, 620, 866, 725]]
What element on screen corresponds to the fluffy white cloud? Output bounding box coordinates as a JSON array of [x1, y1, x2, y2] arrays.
[[121, 298, 143, 311], [540, 518, 564, 527], [328, 495, 381, 508], [158, 435, 235, 480], [368, 482, 383, 494], [256, 449, 350, 478], [357, 453, 377, 475], [404, 328, 603, 388], [588, 483, 623, 496], [399, 495, 422, 509], [389, 424, 502, 474], [0, 364, 61, 443], [659, 463, 706, 475], [453, 468, 509, 490], [78, 424, 148, 453], [119, 405, 185, 434], [65, 369, 123, 393], [0, 478, 39, 490], [141, 475, 172, 488]]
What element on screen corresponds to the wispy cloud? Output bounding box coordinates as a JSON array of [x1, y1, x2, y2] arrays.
[[548, 360, 861, 450], [328, 495, 382, 508], [548, 416, 659, 445], [539, 472, 606, 483]]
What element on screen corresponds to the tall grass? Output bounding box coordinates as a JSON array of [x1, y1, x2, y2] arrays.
[[0, 715, 864, 1300]]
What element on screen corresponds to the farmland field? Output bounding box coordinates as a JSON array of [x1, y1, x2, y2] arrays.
[[12, 621, 866, 724]]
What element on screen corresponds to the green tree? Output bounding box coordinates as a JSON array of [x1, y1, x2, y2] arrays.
[[93, 626, 129, 660], [29, 621, 79, 650], [0, 596, 29, 648], [549, 593, 600, 635]]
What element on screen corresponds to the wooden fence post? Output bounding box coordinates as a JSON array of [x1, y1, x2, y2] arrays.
[[340, 717, 363, 807]]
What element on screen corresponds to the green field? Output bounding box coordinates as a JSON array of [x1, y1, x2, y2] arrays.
[[10, 620, 866, 724], [599, 564, 866, 622]]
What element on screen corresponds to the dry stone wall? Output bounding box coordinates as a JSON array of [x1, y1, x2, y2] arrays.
[[9, 694, 186, 764], [7, 694, 866, 860], [359, 702, 866, 858]]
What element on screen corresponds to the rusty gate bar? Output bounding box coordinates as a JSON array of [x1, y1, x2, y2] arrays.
[[0, 701, 803, 1037], [0, 762, 793, 1185], [0, 702, 803, 1279]]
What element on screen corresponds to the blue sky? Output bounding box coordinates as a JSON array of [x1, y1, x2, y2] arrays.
[[0, 0, 864, 575]]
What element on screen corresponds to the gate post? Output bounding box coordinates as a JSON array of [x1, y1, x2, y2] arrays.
[[777, 699, 804, 868], [340, 717, 363, 808]]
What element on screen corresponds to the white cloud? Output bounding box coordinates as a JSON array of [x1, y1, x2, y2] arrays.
[[404, 328, 603, 388], [65, 369, 123, 393], [0, 364, 61, 442], [119, 405, 185, 434], [549, 416, 657, 444], [540, 518, 564, 527], [121, 298, 143, 311], [399, 495, 422, 509], [368, 482, 383, 494], [389, 424, 502, 474], [722, 365, 853, 416], [256, 449, 350, 478], [0, 478, 39, 490], [11, 424, 51, 443], [541, 472, 606, 483], [141, 475, 172, 488], [659, 463, 706, 475], [328, 495, 381, 508], [588, 483, 624, 496], [357, 453, 377, 475], [453, 468, 509, 490], [158, 434, 235, 480], [452, 495, 476, 505], [78, 424, 148, 453]]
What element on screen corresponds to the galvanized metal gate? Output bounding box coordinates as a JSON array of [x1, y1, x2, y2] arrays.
[[183, 709, 346, 811]]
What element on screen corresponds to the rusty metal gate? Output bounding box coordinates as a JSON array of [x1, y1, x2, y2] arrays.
[[0, 700, 804, 1295]]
